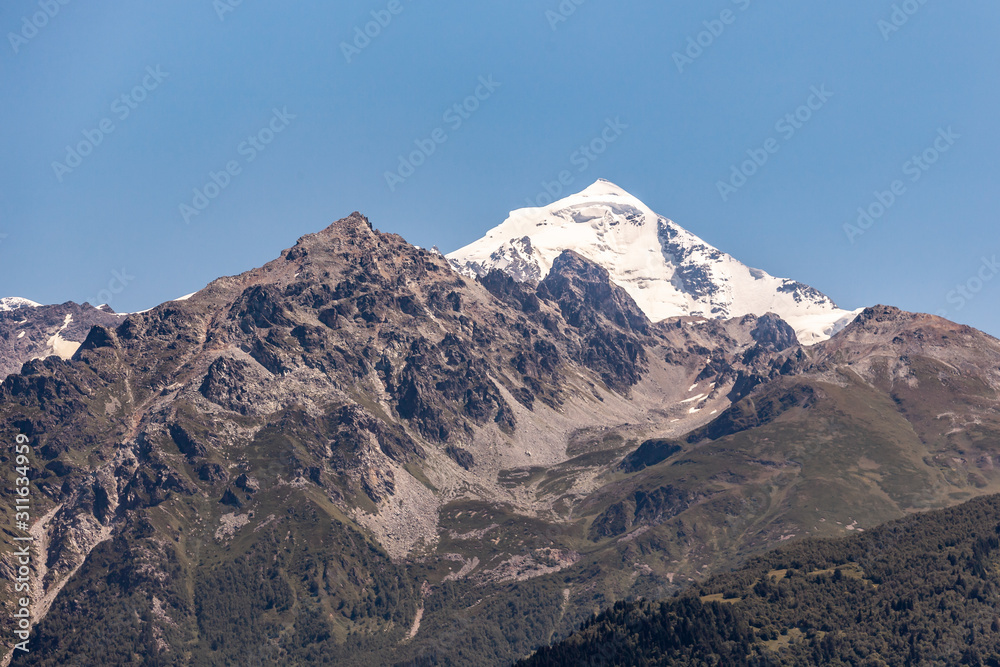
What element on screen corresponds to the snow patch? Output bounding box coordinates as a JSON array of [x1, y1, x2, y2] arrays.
[[45, 314, 80, 360], [0, 297, 42, 312]]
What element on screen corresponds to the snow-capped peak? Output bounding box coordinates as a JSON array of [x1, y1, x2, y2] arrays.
[[447, 179, 860, 344], [574, 177, 644, 200], [0, 297, 42, 312]]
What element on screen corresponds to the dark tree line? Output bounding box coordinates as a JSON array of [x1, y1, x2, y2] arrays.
[[521, 494, 1000, 666]]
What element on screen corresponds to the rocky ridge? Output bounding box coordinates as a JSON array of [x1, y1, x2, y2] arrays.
[[0, 214, 998, 665], [0, 302, 125, 380]]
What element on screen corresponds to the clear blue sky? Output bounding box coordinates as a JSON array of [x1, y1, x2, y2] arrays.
[[2, 1, 998, 335]]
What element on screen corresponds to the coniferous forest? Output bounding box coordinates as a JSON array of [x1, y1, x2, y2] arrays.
[[520, 493, 1000, 666]]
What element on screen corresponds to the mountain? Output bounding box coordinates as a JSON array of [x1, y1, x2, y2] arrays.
[[448, 179, 861, 344], [0, 298, 42, 312], [1, 213, 998, 665], [0, 300, 126, 380], [519, 492, 1000, 665]]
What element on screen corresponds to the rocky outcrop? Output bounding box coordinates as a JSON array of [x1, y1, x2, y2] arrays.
[[538, 251, 649, 336], [686, 383, 819, 444], [538, 251, 651, 394], [750, 313, 799, 351], [589, 485, 704, 540], [0, 302, 125, 379], [621, 438, 682, 473]]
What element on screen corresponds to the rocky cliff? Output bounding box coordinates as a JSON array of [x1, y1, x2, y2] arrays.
[[1, 215, 998, 665]]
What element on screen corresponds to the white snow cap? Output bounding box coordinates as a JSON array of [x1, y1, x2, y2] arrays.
[[447, 179, 860, 344], [0, 297, 42, 312]]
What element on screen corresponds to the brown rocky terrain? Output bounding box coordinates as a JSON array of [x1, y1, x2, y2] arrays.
[[1, 214, 998, 665], [0, 302, 125, 380]]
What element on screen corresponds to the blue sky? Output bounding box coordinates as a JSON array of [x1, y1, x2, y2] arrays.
[[1, 1, 998, 335]]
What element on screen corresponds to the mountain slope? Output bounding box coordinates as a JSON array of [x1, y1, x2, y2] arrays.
[[0, 214, 998, 665], [1, 214, 731, 664], [519, 492, 1000, 666], [448, 179, 860, 344]]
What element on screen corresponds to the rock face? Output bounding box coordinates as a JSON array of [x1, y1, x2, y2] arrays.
[[537, 250, 651, 393], [750, 313, 799, 351], [1, 214, 1000, 666], [448, 179, 863, 344], [539, 251, 650, 336], [0, 301, 125, 379]]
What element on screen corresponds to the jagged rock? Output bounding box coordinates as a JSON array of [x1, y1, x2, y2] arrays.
[[688, 383, 818, 444], [480, 269, 541, 314], [445, 445, 475, 470], [168, 423, 206, 459], [0, 302, 126, 380], [537, 251, 651, 394], [538, 251, 649, 335], [76, 325, 119, 352], [750, 313, 799, 351], [855, 304, 904, 325], [197, 462, 228, 483], [589, 485, 702, 540], [220, 488, 242, 508], [235, 473, 259, 493], [199, 355, 274, 415], [620, 439, 682, 473], [232, 284, 295, 333]]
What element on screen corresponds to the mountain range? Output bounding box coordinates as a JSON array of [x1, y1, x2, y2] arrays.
[[1, 183, 998, 665]]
